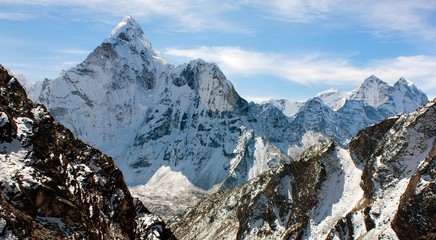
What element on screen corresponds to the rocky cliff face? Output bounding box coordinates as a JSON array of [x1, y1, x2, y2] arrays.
[[174, 99, 435, 239], [0, 65, 174, 239]]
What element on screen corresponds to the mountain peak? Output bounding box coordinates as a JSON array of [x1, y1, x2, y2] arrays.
[[394, 77, 414, 87], [350, 75, 392, 107], [363, 75, 384, 84], [108, 16, 153, 49], [111, 16, 142, 37]]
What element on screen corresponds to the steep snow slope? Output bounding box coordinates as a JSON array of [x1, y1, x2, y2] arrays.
[[0, 65, 174, 239], [349, 75, 393, 107], [350, 75, 429, 114], [268, 99, 305, 118], [174, 99, 435, 240]]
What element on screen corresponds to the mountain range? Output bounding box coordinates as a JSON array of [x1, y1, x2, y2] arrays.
[[21, 16, 430, 220], [174, 99, 435, 239], [19, 15, 432, 234]]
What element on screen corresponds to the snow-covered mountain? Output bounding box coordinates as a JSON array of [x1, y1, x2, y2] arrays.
[[23, 16, 302, 218], [266, 75, 429, 147], [349, 75, 429, 113], [0, 65, 174, 239], [22, 16, 429, 220], [269, 75, 428, 119], [173, 99, 435, 239]]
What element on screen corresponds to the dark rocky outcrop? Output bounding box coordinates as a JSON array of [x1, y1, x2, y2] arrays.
[[0, 64, 175, 239]]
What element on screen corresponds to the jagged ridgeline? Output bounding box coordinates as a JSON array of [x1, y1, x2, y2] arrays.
[[0, 65, 175, 239], [174, 100, 435, 240]]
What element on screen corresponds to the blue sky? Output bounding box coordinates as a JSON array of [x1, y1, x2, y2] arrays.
[[0, 0, 435, 101]]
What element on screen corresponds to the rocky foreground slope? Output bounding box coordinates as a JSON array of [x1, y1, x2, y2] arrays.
[[0, 65, 174, 239], [174, 99, 435, 240]]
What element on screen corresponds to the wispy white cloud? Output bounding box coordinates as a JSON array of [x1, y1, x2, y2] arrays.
[[2, 0, 244, 32], [0, 12, 32, 20], [241, 0, 436, 42], [52, 48, 90, 54], [341, 0, 436, 41], [242, 0, 337, 22], [3, 0, 436, 40], [165, 46, 436, 96]]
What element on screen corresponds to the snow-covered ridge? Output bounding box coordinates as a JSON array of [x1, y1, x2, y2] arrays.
[[265, 75, 428, 147], [270, 75, 428, 118]]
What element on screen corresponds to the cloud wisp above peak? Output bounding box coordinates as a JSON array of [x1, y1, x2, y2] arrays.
[[4, 0, 436, 41]]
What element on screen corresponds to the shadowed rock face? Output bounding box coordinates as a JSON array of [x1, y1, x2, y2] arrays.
[[0, 65, 175, 239]]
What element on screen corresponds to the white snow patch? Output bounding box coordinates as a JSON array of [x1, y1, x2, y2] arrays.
[[307, 147, 364, 239], [0, 112, 8, 127], [130, 166, 205, 220], [316, 88, 350, 111], [269, 99, 305, 117]]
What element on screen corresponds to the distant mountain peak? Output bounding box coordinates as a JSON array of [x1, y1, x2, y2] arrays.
[[349, 75, 392, 107], [362, 75, 388, 86], [395, 77, 414, 87]]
